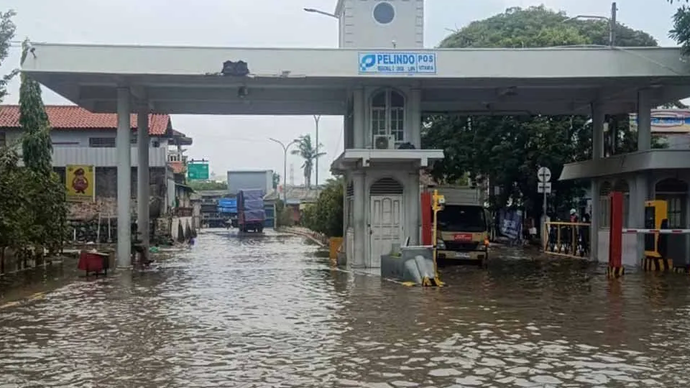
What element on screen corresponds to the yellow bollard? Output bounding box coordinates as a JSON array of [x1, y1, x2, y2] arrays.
[[428, 190, 446, 287], [329, 237, 343, 260]]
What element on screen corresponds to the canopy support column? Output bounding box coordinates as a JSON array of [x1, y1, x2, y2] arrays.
[[116, 87, 132, 268]]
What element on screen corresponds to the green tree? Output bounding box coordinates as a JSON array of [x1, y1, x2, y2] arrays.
[[272, 172, 280, 190], [274, 199, 293, 227], [425, 6, 660, 218], [0, 9, 17, 103], [669, 0, 690, 53], [0, 147, 30, 269], [16, 40, 68, 258], [292, 134, 325, 188], [20, 39, 53, 175], [302, 177, 343, 237]]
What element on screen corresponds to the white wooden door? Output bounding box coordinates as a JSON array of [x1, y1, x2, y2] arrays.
[[369, 195, 403, 268]]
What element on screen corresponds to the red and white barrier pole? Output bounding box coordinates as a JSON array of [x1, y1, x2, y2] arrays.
[[623, 229, 690, 234], [608, 191, 624, 278]]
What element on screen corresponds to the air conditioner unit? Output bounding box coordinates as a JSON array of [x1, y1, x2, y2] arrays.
[[374, 135, 396, 150]]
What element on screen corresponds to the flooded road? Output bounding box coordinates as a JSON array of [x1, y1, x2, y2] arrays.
[[2, 230, 690, 387]]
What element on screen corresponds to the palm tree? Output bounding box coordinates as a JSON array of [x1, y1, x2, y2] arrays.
[[291, 134, 325, 188]]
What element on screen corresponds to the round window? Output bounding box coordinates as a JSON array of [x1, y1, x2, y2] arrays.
[[373, 2, 395, 25]]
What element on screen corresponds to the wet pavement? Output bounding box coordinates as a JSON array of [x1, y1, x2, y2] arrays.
[[2, 230, 690, 387]]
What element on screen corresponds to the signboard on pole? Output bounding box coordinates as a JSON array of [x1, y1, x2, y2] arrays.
[[538, 166, 552, 245], [537, 182, 552, 194], [187, 161, 210, 180], [66, 165, 95, 202], [537, 167, 552, 183]]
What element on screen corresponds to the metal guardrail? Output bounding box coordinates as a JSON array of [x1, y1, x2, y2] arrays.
[[543, 221, 591, 258]]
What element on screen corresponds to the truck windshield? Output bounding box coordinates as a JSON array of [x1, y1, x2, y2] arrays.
[[437, 205, 486, 232]]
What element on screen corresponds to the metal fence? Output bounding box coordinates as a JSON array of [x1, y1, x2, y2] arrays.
[[543, 221, 591, 258]]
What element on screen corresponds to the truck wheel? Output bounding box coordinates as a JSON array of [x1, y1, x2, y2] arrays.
[[258, 226, 264, 233]]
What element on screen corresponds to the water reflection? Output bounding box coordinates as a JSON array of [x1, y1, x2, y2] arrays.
[[1, 230, 690, 386]]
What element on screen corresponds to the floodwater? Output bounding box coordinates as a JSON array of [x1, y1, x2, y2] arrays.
[[2, 231, 690, 387]]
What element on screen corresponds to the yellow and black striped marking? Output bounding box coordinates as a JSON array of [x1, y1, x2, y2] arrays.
[[642, 257, 674, 272], [607, 266, 625, 278], [420, 277, 445, 287], [0, 292, 45, 310]]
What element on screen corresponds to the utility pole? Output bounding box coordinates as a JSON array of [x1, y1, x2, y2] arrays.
[[269, 138, 298, 204], [289, 163, 295, 186], [610, 2, 617, 48], [313, 115, 321, 189]]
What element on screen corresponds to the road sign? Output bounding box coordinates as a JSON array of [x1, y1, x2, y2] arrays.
[[538, 167, 552, 182], [537, 182, 552, 194], [187, 162, 210, 180]]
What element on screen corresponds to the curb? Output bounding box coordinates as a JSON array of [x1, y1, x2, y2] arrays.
[[277, 227, 328, 247]]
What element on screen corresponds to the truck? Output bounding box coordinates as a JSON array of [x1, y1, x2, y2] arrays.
[[236, 189, 266, 233], [217, 197, 238, 229], [432, 186, 491, 266]]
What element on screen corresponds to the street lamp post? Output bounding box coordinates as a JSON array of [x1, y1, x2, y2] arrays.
[[269, 138, 298, 204], [303, 7, 339, 19], [564, 2, 617, 47], [313, 115, 321, 189]]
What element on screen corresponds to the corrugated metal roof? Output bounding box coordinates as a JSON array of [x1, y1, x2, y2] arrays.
[[17, 146, 167, 167]]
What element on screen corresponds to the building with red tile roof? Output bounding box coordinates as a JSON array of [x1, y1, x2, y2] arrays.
[[0, 105, 172, 136], [0, 105, 196, 221]]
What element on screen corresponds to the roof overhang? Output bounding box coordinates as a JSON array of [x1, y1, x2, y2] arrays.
[[175, 182, 195, 192], [171, 130, 193, 146], [335, 0, 344, 16], [21, 44, 690, 116], [560, 149, 690, 180], [331, 149, 444, 174]]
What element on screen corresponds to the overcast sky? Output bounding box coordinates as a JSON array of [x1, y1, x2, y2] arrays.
[[0, 0, 681, 184]]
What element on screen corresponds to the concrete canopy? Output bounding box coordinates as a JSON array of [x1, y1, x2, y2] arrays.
[[21, 43, 690, 116]]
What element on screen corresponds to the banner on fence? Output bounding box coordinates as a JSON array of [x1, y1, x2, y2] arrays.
[[66, 165, 95, 202], [499, 209, 523, 240]]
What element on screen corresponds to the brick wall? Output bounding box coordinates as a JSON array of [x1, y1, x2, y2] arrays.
[[61, 167, 168, 220]]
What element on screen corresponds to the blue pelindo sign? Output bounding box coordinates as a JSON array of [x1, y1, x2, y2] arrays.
[[358, 52, 437, 74]]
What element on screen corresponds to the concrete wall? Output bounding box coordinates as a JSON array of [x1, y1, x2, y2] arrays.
[[339, 0, 424, 49], [171, 216, 194, 241], [57, 167, 167, 220], [597, 230, 639, 267]]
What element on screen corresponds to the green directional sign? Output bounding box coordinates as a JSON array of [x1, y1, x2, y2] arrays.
[[187, 162, 210, 180]]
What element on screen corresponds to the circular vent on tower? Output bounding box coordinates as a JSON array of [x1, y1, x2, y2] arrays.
[[373, 2, 395, 25]]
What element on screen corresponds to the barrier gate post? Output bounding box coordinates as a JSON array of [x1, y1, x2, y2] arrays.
[[421, 192, 432, 246], [608, 191, 624, 278]]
